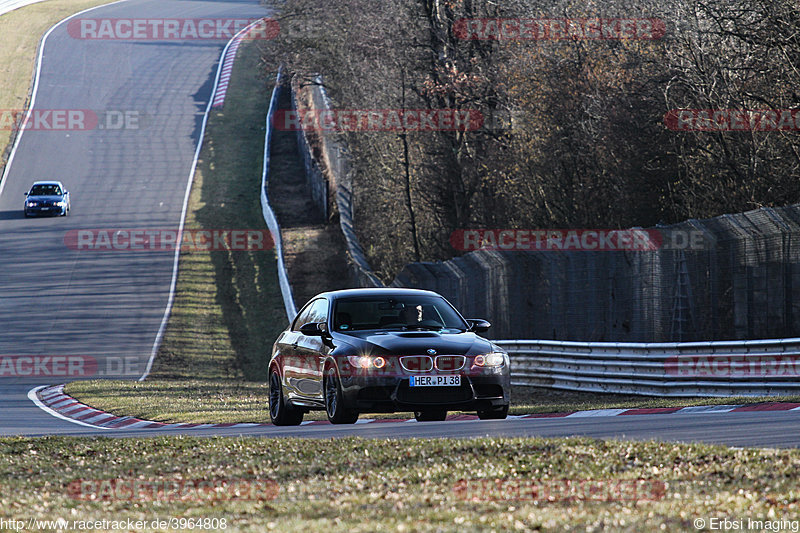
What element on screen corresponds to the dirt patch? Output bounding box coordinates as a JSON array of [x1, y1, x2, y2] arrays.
[[268, 83, 351, 308]]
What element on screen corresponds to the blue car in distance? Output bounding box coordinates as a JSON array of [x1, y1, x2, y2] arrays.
[[24, 181, 70, 217]]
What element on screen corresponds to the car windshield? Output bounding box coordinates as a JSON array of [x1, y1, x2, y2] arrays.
[[29, 184, 61, 196], [333, 295, 467, 332]]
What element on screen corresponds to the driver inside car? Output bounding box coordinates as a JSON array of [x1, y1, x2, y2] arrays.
[[400, 304, 424, 325]]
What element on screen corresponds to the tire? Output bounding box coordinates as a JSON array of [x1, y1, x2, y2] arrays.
[[477, 404, 509, 420], [414, 409, 447, 422], [269, 369, 303, 426], [324, 367, 358, 424]]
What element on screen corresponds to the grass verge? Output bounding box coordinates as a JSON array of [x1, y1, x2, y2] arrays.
[[0, 0, 116, 172], [1, 436, 798, 532]]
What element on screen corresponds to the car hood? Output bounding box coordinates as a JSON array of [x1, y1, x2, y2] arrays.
[[27, 195, 64, 201], [334, 329, 493, 356]]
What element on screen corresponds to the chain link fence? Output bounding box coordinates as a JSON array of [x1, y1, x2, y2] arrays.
[[295, 78, 383, 288], [393, 206, 800, 342], [289, 75, 328, 222]]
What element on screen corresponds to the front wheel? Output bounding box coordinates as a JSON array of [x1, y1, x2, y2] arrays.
[[269, 369, 303, 426], [414, 409, 447, 422], [477, 404, 509, 420], [324, 367, 358, 424]]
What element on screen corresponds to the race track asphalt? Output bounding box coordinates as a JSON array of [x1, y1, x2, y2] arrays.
[[0, 0, 268, 432]]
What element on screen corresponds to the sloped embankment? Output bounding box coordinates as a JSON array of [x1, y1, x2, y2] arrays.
[[267, 85, 351, 308]]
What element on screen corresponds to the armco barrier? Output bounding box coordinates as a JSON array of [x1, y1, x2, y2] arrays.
[[393, 204, 800, 343], [496, 338, 800, 397], [261, 67, 297, 321]]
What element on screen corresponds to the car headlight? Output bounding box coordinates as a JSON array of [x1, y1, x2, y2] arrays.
[[347, 355, 386, 369], [26, 202, 37, 207], [473, 352, 506, 367], [55, 201, 65, 206]]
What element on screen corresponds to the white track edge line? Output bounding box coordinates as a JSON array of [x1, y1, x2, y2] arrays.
[[28, 386, 111, 430]]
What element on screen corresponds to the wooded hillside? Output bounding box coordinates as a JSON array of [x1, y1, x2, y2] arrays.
[[263, 0, 800, 281]]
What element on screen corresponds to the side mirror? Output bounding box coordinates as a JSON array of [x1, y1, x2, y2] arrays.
[[300, 322, 328, 336], [467, 319, 491, 333]]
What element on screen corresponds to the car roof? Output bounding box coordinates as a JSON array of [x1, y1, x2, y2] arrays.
[[315, 287, 443, 300], [30, 181, 64, 187]]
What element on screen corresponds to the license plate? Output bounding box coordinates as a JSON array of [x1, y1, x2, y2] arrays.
[[409, 375, 460, 387]]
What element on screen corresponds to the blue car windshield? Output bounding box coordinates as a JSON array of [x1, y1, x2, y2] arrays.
[[30, 185, 61, 196], [333, 295, 468, 332]]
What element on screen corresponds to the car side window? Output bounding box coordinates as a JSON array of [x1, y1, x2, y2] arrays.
[[291, 298, 328, 331], [309, 298, 328, 324], [291, 302, 316, 332]]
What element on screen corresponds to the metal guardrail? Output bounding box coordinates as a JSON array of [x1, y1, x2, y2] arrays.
[[495, 338, 800, 397], [261, 67, 298, 321]]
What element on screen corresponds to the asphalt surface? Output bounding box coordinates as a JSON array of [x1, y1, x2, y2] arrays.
[[0, 0, 267, 431], [8, 401, 800, 448], [1, 0, 799, 448]]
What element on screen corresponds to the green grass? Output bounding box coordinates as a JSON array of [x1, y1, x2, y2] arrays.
[[65, 379, 272, 423], [1, 436, 798, 532]]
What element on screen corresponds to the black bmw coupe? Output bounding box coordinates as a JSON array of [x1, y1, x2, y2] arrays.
[[268, 288, 511, 425]]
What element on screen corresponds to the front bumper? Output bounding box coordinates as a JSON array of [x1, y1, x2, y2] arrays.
[[25, 205, 65, 216], [340, 371, 510, 413]]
